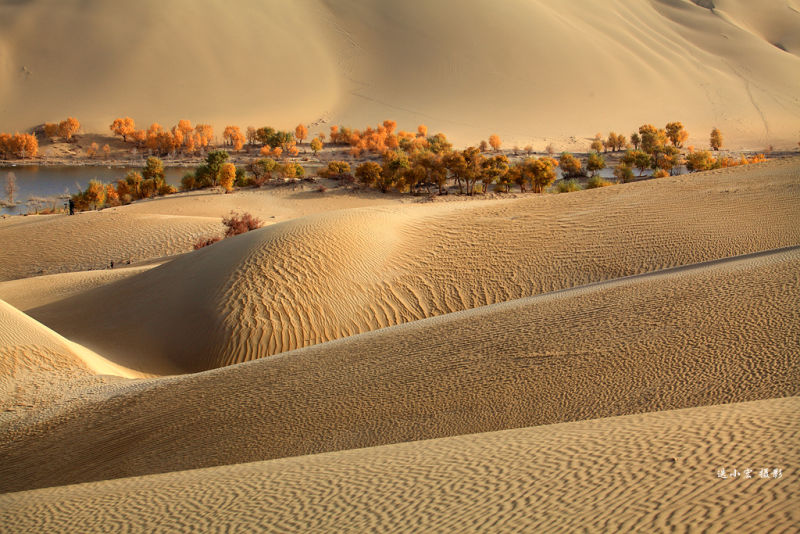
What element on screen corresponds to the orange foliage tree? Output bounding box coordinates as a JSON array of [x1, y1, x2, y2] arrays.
[[417, 124, 428, 137], [57, 117, 80, 141], [109, 117, 136, 142], [295, 124, 308, 145], [223, 126, 245, 150], [488, 134, 501, 152]]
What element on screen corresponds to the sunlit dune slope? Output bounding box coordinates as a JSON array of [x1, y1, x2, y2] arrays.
[[25, 159, 800, 374], [0, 299, 142, 431], [1, 245, 797, 493], [0, 211, 222, 281], [2, 0, 799, 147], [0, 397, 796, 533]]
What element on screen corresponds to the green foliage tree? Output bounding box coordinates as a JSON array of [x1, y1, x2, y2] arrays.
[[379, 151, 410, 193], [613, 164, 634, 183]]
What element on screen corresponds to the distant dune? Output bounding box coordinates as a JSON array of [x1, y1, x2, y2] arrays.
[[1, 0, 799, 148], [16, 159, 800, 374], [1, 243, 797, 492], [0, 397, 796, 533]]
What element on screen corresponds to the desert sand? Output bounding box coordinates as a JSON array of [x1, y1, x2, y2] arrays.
[[1, 1, 799, 527], [0, 396, 796, 533], [2, 0, 799, 148], [3, 158, 795, 374], [0, 157, 797, 529]]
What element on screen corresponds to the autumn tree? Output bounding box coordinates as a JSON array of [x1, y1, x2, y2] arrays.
[[219, 162, 236, 193], [246, 126, 257, 146], [223, 126, 245, 151], [143, 156, 165, 184], [87, 142, 99, 158], [630, 132, 641, 150], [442, 151, 468, 194], [710, 128, 723, 151], [310, 137, 323, 155], [57, 117, 80, 141], [109, 117, 136, 142], [382, 120, 397, 135], [665, 122, 688, 148], [479, 140, 489, 152], [591, 133, 604, 153], [559, 152, 583, 178], [355, 161, 382, 188], [379, 150, 410, 193], [529, 157, 558, 193], [488, 134, 502, 152], [587, 152, 606, 176], [480, 154, 509, 193], [84, 179, 106, 209], [102, 144, 110, 158], [417, 124, 428, 138], [295, 124, 308, 146], [614, 164, 634, 183], [686, 150, 715, 172]]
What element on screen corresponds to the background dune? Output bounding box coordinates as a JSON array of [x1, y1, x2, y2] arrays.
[[16, 159, 800, 374], [0, 396, 796, 533], [2, 0, 799, 148], [1, 244, 796, 492]]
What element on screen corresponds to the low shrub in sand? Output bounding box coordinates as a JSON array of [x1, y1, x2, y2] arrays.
[[557, 179, 582, 193], [586, 176, 613, 188]]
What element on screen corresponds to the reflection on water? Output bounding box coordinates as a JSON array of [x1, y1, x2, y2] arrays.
[[0, 166, 185, 215]]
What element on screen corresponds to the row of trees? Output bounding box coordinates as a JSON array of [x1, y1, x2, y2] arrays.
[[0, 132, 38, 159], [71, 156, 176, 211], [43, 117, 81, 141]]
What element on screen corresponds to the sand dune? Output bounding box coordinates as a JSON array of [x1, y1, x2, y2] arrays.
[[2, 0, 799, 148], [0, 396, 796, 532], [0, 299, 143, 436], [1, 244, 796, 492], [19, 159, 800, 374], [0, 210, 222, 281]]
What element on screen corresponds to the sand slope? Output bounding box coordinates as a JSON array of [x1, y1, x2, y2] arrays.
[[22, 159, 800, 374], [2, 0, 799, 147], [1, 244, 796, 493], [0, 210, 222, 281], [0, 396, 796, 533]]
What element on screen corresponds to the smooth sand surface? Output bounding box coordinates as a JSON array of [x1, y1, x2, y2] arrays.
[[1, 244, 796, 493], [15, 159, 799, 374], [2, 0, 799, 148], [0, 396, 796, 533]]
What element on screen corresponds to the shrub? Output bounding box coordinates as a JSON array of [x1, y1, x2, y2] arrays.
[[158, 183, 177, 195], [222, 212, 263, 237], [559, 152, 583, 178], [180, 173, 197, 191], [652, 169, 670, 178], [557, 179, 582, 193], [613, 164, 635, 183], [587, 176, 612, 188], [194, 236, 222, 249], [319, 160, 352, 180]]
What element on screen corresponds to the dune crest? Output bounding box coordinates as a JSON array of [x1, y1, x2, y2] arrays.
[[23, 159, 800, 374]]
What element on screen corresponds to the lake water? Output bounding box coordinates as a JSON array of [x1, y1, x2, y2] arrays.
[[0, 166, 186, 215]]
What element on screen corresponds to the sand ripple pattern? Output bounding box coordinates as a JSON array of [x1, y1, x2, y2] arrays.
[[0, 246, 797, 493], [0, 397, 796, 533]]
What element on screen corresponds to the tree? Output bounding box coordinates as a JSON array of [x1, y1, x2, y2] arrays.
[[686, 150, 715, 172], [529, 157, 558, 193], [710, 128, 723, 151], [57, 117, 80, 141], [591, 134, 604, 153], [109, 117, 136, 142], [443, 151, 468, 194], [417, 124, 428, 137], [246, 126, 257, 146], [665, 122, 688, 148], [632, 150, 652, 176], [613, 164, 634, 183], [85, 179, 106, 209], [480, 154, 509, 193], [559, 152, 583, 178], [87, 142, 99, 158], [5, 172, 18, 203], [247, 158, 277, 185], [310, 137, 323, 155], [379, 151, 410, 193], [219, 162, 236, 193], [205, 150, 229, 186], [295, 124, 308, 145], [102, 144, 111, 158], [355, 161, 382, 187], [630, 132, 641, 150], [124, 171, 143, 198], [143, 156, 165, 186], [587, 152, 606, 176], [488, 134, 501, 152], [223, 126, 245, 150]]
